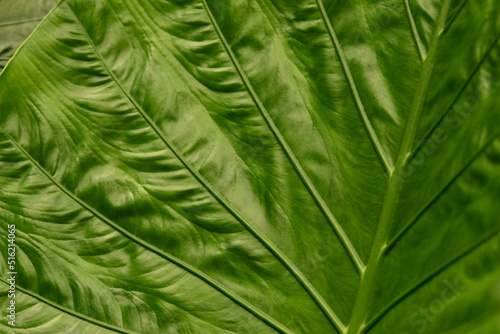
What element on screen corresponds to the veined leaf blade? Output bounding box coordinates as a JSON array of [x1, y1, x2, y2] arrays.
[[0, 0, 499, 333]]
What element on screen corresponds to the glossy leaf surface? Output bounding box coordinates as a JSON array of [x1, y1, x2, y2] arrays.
[[0, 0, 499, 333]]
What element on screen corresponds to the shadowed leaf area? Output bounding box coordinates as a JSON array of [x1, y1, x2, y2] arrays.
[[0, 0, 58, 71]]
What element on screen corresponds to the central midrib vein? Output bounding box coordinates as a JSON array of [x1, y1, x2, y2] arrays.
[[346, 1, 452, 333]]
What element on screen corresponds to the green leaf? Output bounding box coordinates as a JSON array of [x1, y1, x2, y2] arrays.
[[0, 0, 58, 71], [0, 0, 499, 333]]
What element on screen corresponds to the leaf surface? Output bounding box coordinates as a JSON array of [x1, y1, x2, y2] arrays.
[[0, 0, 499, 333]]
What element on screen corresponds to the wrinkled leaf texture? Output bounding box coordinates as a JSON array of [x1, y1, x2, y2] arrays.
[[0, 0, 500, 333]]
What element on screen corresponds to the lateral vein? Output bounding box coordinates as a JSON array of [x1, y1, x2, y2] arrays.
[[385, 131, 500, 253], [315, 0, 394, 173], [0, 277, 137, 333], [364, 228, 499, 332], [68, 4, 337, 332], [0, 17, 45, 28], [410, 32, 500, 157], [1, 131, 292, 334], [442, 0, 471, 36], [403, 0, 426, 61], [200, 0, 364, 281]]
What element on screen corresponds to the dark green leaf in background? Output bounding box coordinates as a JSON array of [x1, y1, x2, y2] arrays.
[[0, 0, 499, 333], [0, 0, 57, 71]]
